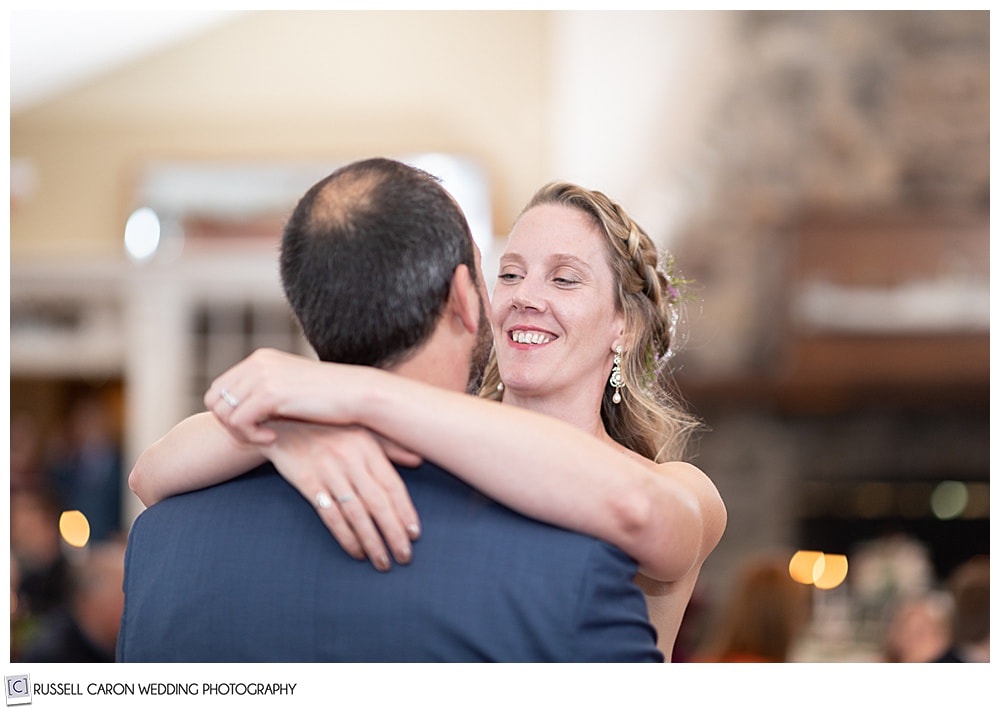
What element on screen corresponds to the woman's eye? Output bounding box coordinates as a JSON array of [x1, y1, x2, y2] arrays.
[[498, 272, 521, 282], [553, 277, 579, 286]]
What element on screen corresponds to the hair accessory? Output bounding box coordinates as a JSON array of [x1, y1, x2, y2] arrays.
[[659, 252, 690, 307], [610, 346, 624, 404], [654, 251, 696, 369]]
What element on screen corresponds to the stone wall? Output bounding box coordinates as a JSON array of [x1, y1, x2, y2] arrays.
[[673, 10, 989, 378], [667, 11, 989, 631]]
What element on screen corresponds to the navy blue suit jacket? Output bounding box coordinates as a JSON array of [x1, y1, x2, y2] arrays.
[[117, 462, 662, 662]]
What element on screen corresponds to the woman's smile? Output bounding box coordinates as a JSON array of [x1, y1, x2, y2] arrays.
[[508, 327, 557, 346]]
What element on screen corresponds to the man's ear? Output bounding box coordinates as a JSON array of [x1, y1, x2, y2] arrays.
[[447, 264, 481, 335]]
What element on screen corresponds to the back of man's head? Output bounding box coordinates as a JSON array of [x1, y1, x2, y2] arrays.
[[281, 157, 477, 368]]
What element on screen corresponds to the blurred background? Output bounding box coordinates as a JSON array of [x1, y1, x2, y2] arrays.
[[9, 9, 990, 663]]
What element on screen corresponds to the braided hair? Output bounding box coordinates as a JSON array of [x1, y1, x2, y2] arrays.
[[480, 182, 700, 463]]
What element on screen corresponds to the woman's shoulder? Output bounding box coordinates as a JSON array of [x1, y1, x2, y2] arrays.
[[652, 460, 718, 498], [653, 460, 728, 554]]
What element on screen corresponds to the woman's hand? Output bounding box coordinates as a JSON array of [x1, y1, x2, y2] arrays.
[[204, 348, 422, 570], [205, 348, 365, 446], [263, 420, 422, 573]]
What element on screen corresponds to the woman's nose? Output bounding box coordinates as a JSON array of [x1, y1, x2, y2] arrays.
[[510, 279, 545, 311]]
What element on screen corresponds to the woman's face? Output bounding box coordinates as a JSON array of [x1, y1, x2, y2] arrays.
[[491, 203, 624, 400]]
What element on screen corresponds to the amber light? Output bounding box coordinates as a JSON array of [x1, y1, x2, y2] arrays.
[[59, 510, 91, 548], [814, 554, 849, 589], [788, 550, 823, 585], [788, 550, 848, 590]]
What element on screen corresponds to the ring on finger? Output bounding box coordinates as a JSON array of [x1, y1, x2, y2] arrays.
[[315, 491, 333, 510], [220, 388, 240, 408], [336, 493, 356, 504]]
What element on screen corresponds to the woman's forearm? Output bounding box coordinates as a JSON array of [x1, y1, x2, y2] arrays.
[[348, 371, 715, 583], [129, 412, 266, 507], [209, 351, 722, 581]]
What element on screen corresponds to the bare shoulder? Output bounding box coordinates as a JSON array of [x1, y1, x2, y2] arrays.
[[654, 460, 717, 493], [654, 461, 728, 558]]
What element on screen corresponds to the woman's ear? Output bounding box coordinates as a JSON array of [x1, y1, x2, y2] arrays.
[[611, 320, 627, 353]]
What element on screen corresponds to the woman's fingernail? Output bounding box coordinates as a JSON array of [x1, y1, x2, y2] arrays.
[[407, 523, 421, 539]]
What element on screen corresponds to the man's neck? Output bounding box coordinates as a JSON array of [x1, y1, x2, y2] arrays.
[[388, 346, 468, 394], [383, 310, 478, 394]]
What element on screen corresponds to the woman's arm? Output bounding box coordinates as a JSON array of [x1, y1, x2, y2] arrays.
[[128, 411, 423, 571], [128, 412, 263, 507], [208, 349, 727, 583]]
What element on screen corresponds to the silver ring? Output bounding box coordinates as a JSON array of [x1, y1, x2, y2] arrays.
[[336, 494, 356, 504], [315, 492, 333, 510], [220, 388, 240, 408]]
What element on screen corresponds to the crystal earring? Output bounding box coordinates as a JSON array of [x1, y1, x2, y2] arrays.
[[610, 346, 624, 404], [497, 382, 504, 392]]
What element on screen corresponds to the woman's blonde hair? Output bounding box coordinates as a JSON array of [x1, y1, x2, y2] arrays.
[[480, 181, 700, 463]]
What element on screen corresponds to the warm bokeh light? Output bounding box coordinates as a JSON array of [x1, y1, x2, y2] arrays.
[[789, 550, 849, 589], [813, 553, 849, 590], [59, 510, 91, 547], [930, 480, 968, 520], [788, 550, 823, 585]]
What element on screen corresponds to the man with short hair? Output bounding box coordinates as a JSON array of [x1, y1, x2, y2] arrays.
[[117, 157, 661, 662]]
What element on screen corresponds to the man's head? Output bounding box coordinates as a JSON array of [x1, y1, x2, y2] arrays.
[[280, 158, 492, 390]]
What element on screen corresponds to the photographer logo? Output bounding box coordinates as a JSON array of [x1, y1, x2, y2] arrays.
[[5, 675, 31, 706]]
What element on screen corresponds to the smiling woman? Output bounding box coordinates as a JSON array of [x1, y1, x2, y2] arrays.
[[490, 203, 625, 425], [481, 182, 699, 467]]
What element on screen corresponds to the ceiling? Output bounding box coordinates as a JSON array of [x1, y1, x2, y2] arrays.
[[9, 10, 244, 113]]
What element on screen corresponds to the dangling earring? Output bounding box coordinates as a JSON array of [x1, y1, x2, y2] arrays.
[[610, 346, 624, 404]]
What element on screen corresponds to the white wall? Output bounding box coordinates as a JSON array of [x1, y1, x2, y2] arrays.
[[548, 11, 738, 247]]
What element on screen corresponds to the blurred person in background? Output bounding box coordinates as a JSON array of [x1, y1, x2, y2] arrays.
[[691, 553, 813, 662], [10, 488, 72, 621], [10, 411, 45, 491], [880, 592, 951, 663], [934, 555, 989, 662], [11, 557, 25, 661], [11, 558, 20, 618], [18, 539, 127, 662], [46, 394, 124, 543], [10, 488, 71, 661]]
